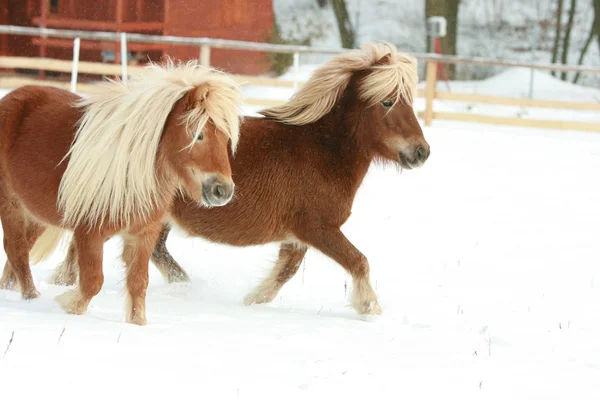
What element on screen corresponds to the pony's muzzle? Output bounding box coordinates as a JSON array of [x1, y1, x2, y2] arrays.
[[400, 144, 430, 169], [415, 145, 430, 163], [201, 175, 234, 206]]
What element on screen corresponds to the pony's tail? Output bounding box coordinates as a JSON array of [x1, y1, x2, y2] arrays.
[[30, 226, 68, 264]]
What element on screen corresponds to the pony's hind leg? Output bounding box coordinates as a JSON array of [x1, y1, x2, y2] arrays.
[[122, 221, 163, 325], [0, 204, 44, 299], [150, 224, 189, 283], [55, 231, 104, 315], [0, 221, 45, 292], [296, 226, 381, 316], [50, 239, 79, 286], [244, 242, 307, 305]]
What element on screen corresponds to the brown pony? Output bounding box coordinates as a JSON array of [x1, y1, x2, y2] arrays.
[[52, 42, 429, 316], [0, 60, 242, 325]]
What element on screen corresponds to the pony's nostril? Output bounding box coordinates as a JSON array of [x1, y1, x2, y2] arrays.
[[213, 185, 224, 199], [416, 147, 425, 161]]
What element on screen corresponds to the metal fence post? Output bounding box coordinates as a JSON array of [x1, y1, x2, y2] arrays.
[[293, 52, 300, 90], [120, 32, 128, 82], [70, 37, 80, 93], [200, 45, 211, 67]]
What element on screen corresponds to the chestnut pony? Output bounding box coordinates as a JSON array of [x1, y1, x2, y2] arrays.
[[0, 60, 241, 325], [52, 43, 429, 316]]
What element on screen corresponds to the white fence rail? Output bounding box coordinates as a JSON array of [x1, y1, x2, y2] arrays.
[[3, 24, 600, 75], [3, 24, 600, 132]]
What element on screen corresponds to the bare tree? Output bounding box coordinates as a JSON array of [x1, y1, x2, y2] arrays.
[[445, 0, 460, 79], [551, 0, 564, 77], [560, 0, 577, 81], [597, 0, 600, 55], [573, 0, 600, 83], [331, 0, 355, 48], [315, 0, 355, 48]]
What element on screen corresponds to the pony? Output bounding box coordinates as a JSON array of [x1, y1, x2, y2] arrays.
[[51, 42, 429, 316], [0, 59, 242, 325]]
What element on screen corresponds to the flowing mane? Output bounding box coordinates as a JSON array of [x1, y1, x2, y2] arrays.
[[259, 42, 418, 126], [57, 59, 242, 228]]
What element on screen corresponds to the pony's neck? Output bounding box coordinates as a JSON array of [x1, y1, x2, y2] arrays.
[[310, 104, 375, 192], [154, 153, 181, 212]]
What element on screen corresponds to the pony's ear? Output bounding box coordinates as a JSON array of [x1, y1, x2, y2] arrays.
[[373, 52, 393, 66], [183, 83, 211, 111]]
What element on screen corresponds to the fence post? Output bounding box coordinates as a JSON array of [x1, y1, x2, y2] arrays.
[[424, 60, 438, 126], [200, 45, 211, 67], [70, 37, 80, 93], [293, 52, 300, 90], [120, 32, 127, 82]]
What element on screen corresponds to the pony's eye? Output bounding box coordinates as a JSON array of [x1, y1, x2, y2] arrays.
[[197, 133, 204, 141], [382, 100, 394, 107]]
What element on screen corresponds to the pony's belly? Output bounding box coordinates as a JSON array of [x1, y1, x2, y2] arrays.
[[3, 96, 74, 227], [171, 189, 290, 247], [189, 220, 284, 246], [204, 228, 282, 247], [7, 153, 64, 227], [172, 210, 285, 247]]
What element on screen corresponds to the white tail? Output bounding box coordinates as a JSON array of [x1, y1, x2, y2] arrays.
[[30, 227, 68, 264]]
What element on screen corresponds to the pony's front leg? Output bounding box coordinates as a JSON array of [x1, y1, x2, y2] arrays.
[[296, 226, 382, 316], [55, 231, 104, 315], [122, 221, 163, 325]]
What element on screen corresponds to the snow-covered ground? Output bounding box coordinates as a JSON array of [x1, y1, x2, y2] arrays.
[[2, 118, 600, 399], [2, 69, 600, 398]]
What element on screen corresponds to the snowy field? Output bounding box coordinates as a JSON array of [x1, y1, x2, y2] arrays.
[[2, 73, 600, 398]]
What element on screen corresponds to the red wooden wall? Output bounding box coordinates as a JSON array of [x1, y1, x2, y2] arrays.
[[164, 0, 274, 75], [0, 0, 274, 75]]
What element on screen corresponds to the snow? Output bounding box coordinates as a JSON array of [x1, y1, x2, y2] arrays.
[[274, 0, 600, 87], [2, 68, 600, 399]]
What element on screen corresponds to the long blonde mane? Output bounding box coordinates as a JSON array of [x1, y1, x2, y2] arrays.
[[260, 42, 417, 125], [57, 59, 242, 229]]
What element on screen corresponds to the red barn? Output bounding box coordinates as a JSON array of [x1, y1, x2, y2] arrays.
[[0, 0, 275, 75]]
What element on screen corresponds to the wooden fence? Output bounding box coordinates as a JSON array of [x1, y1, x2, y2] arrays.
[[0, 55, 299, 107], [420, 60, 600, 133], [2, 24, 600, 132]]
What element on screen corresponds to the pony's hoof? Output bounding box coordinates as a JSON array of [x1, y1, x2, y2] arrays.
[[55, 289, 88, 315], [355, 300, 382, 316], [22, 288, 41, 300], [166, 270, 190, 284], [126, 312, 147, 326], [126, 299, 147, 326], [49, 273, 77, 287], [0, 277, 18, 291], [370, 301, 383, 315], [244, 288, 277, 306], [50, 263, 78, 286], [128, 316, 147, 326]]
